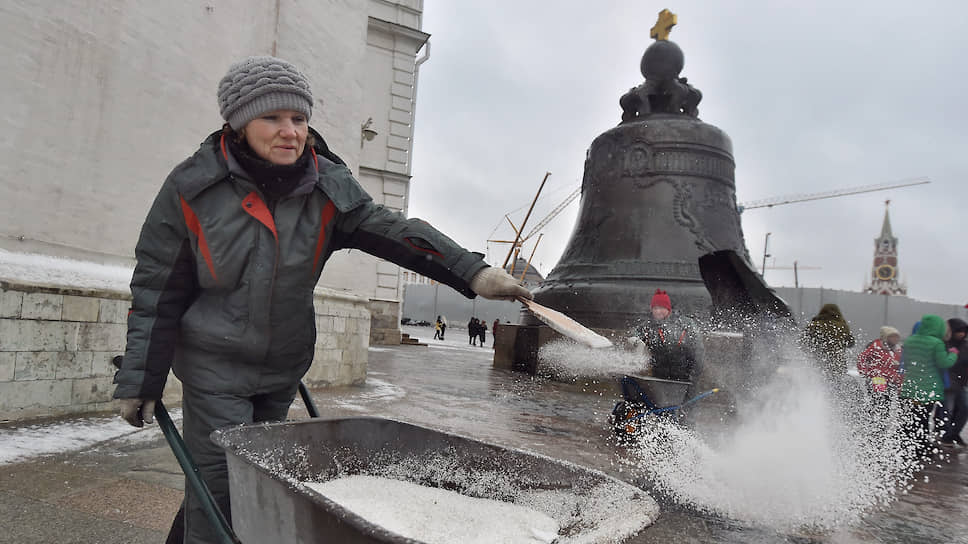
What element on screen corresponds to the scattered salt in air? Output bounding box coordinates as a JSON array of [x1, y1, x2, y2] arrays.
[[538, 339, 649, 380], [619, 339, 927, 532], [303, 475, 559, 543]]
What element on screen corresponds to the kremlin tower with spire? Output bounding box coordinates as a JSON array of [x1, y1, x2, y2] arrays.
[[865, 201, 907, 295]]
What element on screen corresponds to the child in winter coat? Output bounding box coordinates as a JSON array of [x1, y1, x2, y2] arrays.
[[856, 326, 903, 395]]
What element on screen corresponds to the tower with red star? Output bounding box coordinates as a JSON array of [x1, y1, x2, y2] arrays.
[[865, 201, 907, 295]]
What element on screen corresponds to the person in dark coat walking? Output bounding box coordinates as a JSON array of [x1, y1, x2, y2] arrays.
[[800, 303, 856, 381], [111, 56, 532, 543], [941, 318, 968, 446], [468, 317, 478, 345], [478, 318, 487, 346], [492, 318, 500, 350]]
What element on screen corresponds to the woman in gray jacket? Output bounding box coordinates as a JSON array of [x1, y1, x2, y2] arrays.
[[112, 56, 529, 543]]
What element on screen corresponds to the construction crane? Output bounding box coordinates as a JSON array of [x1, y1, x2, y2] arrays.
[[489, 184, 581, 277], [497, 172, 551, 272], [737, 177, 930, 212], [744, 177, 929, 284], [520, 187, 580, 242]]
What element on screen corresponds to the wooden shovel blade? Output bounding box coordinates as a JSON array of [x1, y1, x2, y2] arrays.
[[518, 297, 613, 349]]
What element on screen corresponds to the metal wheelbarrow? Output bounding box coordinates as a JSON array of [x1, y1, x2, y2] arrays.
[[210, 417, 658, 543], [610, 375, 719, 438]]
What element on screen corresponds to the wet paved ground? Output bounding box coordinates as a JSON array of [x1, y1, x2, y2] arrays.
[[1, 325, 966, 543]]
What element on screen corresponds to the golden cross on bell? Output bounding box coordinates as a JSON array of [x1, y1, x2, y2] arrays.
[[650, 9, 677, 41]]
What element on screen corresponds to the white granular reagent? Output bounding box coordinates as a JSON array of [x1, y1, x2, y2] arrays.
[[304, 475, 559, 543]]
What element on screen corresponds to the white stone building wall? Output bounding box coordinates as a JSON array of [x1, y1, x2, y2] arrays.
[[0, 1, 425, 309], [318, 1, 429, 343]]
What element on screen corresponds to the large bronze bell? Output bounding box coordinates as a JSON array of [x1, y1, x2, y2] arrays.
[[528, 36, 753, 331]]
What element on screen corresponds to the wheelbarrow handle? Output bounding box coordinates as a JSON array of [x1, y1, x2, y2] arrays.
[[298, 381, 320, 418], [679, 388, 720, 409], [154, 400, 242, 544], [640, 388, 721, 417]]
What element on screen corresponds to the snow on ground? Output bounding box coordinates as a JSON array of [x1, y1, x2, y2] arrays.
[[0, 409, 181, 465], [401, 325, 497, 355], [0, 248, 133, 292]]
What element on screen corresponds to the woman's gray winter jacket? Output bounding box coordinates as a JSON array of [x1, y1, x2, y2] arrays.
[[114, 130, 486, 399]]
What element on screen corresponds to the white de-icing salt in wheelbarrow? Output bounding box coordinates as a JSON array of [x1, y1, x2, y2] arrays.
[[212, 417, 658, 543]]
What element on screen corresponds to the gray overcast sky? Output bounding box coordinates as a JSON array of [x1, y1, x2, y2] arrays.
[[408, 1, 968, 305]]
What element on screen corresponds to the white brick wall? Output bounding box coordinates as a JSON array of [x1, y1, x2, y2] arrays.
[[0, 282, 370, 422], [0, 284, 139, 421], [304, 288, 372, 387]]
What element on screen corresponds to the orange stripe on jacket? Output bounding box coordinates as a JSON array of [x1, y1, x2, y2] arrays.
[[241, 192, 278, 242], [180, 196, 218, 282], [312, 201, 337, 274]]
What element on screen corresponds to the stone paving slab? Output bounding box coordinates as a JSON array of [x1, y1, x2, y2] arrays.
[[0, 491, 162, 544], [52, 477, 182, 532]]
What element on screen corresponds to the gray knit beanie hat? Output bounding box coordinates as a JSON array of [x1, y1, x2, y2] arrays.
[[217, 56, 313, 130]]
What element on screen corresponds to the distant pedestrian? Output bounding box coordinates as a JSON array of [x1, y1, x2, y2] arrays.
[[439, 316, 447, 340], [433, 316, 442, 340], [941, 318, 968, 446], [800, 303, 856, 381], [478, 318, 487, 347], [856, 326, 903, 396], [492, 319, 500, 349], [468, 317, 478, 346]]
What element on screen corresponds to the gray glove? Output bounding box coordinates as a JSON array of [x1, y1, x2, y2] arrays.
[[119, 398, 156, 428], [624, 336, 648, 356], [469, 267, 533, 301], [624, 336, 645, 349]]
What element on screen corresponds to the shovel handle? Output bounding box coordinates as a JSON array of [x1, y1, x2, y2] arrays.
[[154, 400, 242, 544]]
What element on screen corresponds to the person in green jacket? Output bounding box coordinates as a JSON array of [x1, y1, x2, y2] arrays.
[[112, 56, 531, 543], [899, 314, 959, 453]]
